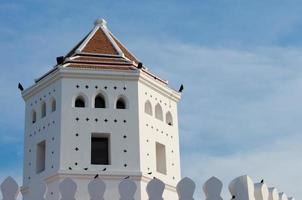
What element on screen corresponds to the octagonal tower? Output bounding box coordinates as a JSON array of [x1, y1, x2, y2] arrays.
[[21, 19, 181, 199]]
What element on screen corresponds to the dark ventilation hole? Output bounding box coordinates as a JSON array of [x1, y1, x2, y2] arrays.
[[114, 86, 117, 90], [75, 133, 79, 137], [95, 86, 98, 89], [104, 86, 107, 90], [75, 97, 85, 107], [123, 135, 127, 139], [95, 118, 98, 122], [124, 164, 127, 167], [123, 149, 127, 153], [95, 95, 106, 108], [85, 85, 89, 89], [114, 119, 117, 123], [116, 98, 126, 109], [104, 119, 108, 122], [123, 120, 127, 123], [75, 162, 78, 166], [86, 118, 89, 121], [75, 147, 79, 151], [76, 117, 79, 121], [123, 87, 126, 90], [76, 85, 80, 88]]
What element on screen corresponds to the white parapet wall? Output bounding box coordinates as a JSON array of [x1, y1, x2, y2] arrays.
[[0, 175, 294, 200]]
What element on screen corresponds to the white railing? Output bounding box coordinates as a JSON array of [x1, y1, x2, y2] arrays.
[[0, 175, 294, 200]]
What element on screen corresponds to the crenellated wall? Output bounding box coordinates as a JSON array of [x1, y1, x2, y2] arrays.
[[0, 175, 294, 200]]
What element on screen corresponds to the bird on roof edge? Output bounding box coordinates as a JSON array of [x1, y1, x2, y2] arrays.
[[178, 84, 184, 93], [18, 83, 24, 92]]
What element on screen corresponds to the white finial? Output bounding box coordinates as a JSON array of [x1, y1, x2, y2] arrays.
[[94, 18, 107, 27]]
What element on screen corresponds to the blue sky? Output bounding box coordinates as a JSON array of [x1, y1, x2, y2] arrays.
[[1, 0, 302, 198]]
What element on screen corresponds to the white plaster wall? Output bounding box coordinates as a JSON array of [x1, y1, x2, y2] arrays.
[[22, 80, 62, 195], [137, 79, 181, 195], [59, 77, 141, 173]]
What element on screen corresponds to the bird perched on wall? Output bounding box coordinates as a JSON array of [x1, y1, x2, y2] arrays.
[[56, 56, 65, 65], [147, 172, 152, 175], [261, 179, 264, 183], [83, 168, 88, 171], [68, 167, 72, 170], [137, 62, 143, 69], [102, 168, 106, 171], [18, 83, 24, 92], [178, 84, 184, 93], [94, 174, 99, 179], [124, 176, 130, 179]]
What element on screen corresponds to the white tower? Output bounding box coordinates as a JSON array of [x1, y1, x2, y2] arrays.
[[21, 19, 181, 199]]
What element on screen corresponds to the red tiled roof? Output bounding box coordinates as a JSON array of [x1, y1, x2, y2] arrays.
[[82, 28, 118, 55], [59, 19, 167, 85]]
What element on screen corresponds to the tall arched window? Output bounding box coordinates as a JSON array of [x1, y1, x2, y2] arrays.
[[41, 101, 46, 118], [144, 100, 152, 116], [95, 94, 106, 108], [51, 98, 56, 112], [75, 96, 85, 108], [116, 97, 126, 109], [166, 111, 173, 126], [155, 103, 163, 121], [32, 110, 37, 124]]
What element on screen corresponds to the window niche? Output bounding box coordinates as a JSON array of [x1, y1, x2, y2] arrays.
[[51, 98, 56, 112], [32, 110, 37, 124], [155, 104, 163, 121], [144, 100, 152, 116], [41, 101, 46, 118], [74, 96, 85, 108], [116, 96, 127, 109], [36, 140, 46, 173], [94, 94, 106, 108], [91, 134, 110, 165], [166, 111, 173, 126], [156, 142, 167, 174]]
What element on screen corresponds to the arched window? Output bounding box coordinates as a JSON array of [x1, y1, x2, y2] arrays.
[[32, 110, 37, 124], [116, 97, 126, 109], [166, 111, 173, 126], [51, 98, 56, 112], [95, 94, 106, 108], [144, 100, 152, 116], [41, 101, 46, 118], [75, 96, 85, 108], [155, 103, 163, 121]]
